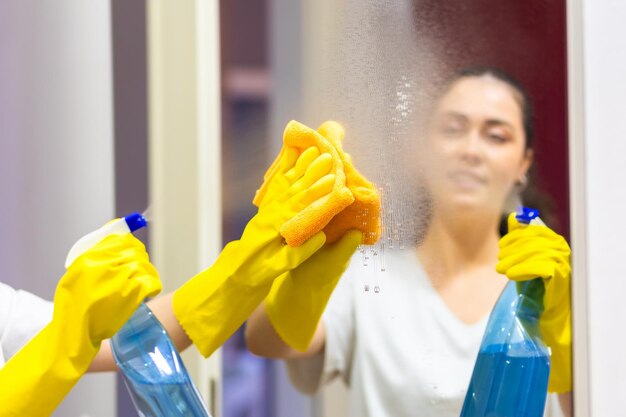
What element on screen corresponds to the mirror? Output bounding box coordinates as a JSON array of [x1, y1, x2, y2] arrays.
[[0, 1, 573, 416], [220, 0, 570, 416]]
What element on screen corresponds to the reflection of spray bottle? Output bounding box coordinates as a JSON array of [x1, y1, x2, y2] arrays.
[[460, 207, 550, 417], [65, 213, 211, 417]]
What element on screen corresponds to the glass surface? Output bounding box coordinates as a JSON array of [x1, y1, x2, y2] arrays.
[[220, 0, 570, 416]]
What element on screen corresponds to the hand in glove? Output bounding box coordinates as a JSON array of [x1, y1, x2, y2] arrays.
[[264, 229, 363, 351], [496, 213, 572, 393], [256, 146, 319, 209], [0, 233, 161, 417], [173, 147, 336, 357]]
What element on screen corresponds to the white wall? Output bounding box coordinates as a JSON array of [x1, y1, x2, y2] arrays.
[[573, 0, 626, 415], [0, 1, 116, 416]]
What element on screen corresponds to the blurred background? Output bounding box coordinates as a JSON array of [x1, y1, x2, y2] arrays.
[[2, 0, 626, 416]]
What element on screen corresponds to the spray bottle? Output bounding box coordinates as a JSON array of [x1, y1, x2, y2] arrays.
[[65, 212, 212, 417], [459, 207, 550, 417]]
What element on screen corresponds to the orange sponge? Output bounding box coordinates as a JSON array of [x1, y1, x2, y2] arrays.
[[317, 121, 381, 245], [254, 120, 380, 246], [254, 120, 354, 247]]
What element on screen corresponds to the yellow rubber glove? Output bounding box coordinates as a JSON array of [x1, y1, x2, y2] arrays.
[[0, 234, 161, 417], [264, 230, 363, 351], [496, 213, 572, 393], [256, 146, 315, 209], [255, 121, 356, 247], [173, 148, 335, 357]]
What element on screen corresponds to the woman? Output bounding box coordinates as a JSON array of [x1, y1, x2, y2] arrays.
[[245, 67, 572, 417]]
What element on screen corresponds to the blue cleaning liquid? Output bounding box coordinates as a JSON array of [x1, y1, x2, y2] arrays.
[[121, 381, 208, 416], [461, 343, 549, 417], [111, 304, 211, 417], [460, 207, 551, 417]]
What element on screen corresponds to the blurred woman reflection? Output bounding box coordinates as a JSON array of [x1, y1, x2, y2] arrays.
[[246, 67, 572, 417]]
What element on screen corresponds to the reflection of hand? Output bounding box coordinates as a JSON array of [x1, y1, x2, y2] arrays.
[[496, 213, 572, 393], [264, 230, 363, 351], [496, 213, 570, 283], [173, 148, 335, 357], [0, 233, 161, 416]]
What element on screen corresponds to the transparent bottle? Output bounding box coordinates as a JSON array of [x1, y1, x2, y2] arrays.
[[111, 304, 211, 417], [460, 208, 550, 417]]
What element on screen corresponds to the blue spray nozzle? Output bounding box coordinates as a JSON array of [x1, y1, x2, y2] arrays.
[[515, 207, 540, 225], [124, 212, 148, 232]]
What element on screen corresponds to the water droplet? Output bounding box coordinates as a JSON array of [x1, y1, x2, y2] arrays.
[[364, 284, 370, 292], [374, 286, 380, 293]]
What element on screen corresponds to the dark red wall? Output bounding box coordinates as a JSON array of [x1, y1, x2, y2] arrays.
[[414, 0, 569, 235]]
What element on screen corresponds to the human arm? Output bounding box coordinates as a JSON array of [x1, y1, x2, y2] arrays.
[[558, 392, 572, 417], [88, 146, 337, 371], [87, 292, 192, 372], [245, 303, 326, 359], [247, 120, 375, 353], [0, 234, 161, 417], [496, 212, 572, 395], [248, 255, 358, 396], [245, 229, 361, 357], [169, 148, 335, 358], [87, 263, 333, 371]]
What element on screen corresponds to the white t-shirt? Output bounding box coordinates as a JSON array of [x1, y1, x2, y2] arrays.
[[0, 282, 53, 367], [286, 249, 562, 417]]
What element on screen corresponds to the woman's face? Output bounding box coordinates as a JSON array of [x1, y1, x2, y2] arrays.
[[423, 75, 533, 214]]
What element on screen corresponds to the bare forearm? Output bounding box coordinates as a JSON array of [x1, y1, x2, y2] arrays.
[[558, 392, 572, 417], [87, 339, 116, 372], [87, 292, 193, 372], [245, 303, 324, 359], [146, 292, 193, 351]]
